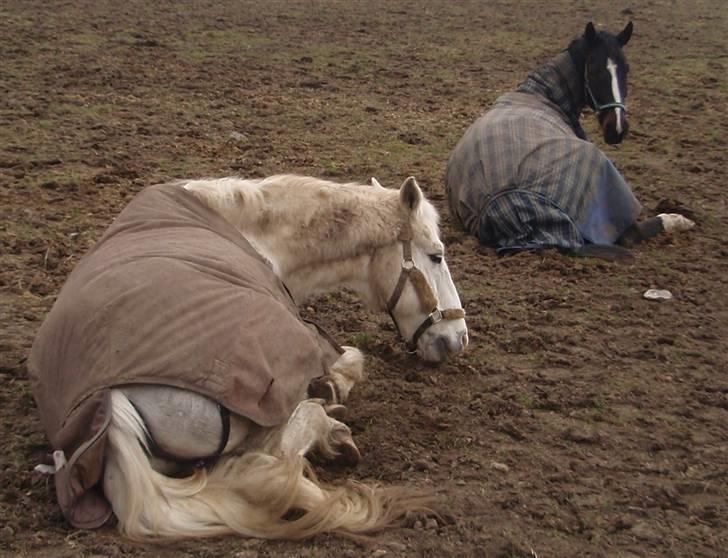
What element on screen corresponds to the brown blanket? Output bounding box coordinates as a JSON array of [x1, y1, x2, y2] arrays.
[[28, 182, 342, 528]]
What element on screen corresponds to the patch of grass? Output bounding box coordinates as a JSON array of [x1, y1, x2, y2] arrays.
[[47, 101, 116, 119], [35, 170, 85, 190], [346, 332, 376, 351], [171, 28, 286, 64], [516, 392, 535, 409]]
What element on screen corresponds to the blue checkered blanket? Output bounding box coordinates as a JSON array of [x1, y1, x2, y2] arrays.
[[445, 51, 641, 252]]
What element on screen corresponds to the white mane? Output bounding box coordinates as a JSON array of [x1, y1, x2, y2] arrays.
[[183, 175, 441, 300]]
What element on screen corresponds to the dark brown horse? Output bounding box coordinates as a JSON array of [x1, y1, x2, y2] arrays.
[[446, 22, 694, 260]]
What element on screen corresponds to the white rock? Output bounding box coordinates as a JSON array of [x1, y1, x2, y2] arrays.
[[491, 461, 510, 473], [643, 289, 673, 301]]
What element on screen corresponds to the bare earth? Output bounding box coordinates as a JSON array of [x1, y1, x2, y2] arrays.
[[1, 1, 726, 557]]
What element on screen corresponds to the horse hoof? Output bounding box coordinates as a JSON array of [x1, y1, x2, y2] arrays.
[[334, 440, 361, 467], [324, 404, 348, 421], [308, 378, 338, 404]]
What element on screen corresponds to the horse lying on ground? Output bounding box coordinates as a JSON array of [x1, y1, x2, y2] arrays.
[[445, 21, 694, 259], [29, 175, 467, 539]]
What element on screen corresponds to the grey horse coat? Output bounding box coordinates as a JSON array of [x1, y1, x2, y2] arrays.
[[446, 51, 641, 252], [28, 183, 342, 529]]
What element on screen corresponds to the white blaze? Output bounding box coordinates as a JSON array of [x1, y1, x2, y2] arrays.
[[606, 57, 624, 134]]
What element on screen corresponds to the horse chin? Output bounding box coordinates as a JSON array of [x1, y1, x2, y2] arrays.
[[599, 111, 629, 145], [603, 129, 624, 145], [417, 328, 468, 365], [417, 345, 449, 365]]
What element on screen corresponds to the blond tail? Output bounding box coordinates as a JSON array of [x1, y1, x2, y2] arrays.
[[103, 390, 437, 540]]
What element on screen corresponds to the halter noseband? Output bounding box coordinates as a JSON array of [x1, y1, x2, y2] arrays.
[[584, 68, 626, 114], [385, 222, 465, 354]]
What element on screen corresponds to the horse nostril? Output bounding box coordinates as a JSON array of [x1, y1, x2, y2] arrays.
[[434, 331, 467, 357], [460, 330, 469, 349], [435, 335, 449, 357]]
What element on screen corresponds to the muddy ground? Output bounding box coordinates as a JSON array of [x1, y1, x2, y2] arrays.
[[1, 1, 726, 556]]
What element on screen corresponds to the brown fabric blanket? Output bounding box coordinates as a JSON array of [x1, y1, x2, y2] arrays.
[[28, 182, 342, 528]]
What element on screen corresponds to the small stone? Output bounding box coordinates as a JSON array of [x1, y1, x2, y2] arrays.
[[629, 521, 662, 542], [94, 174, 115, 184], [609, 516, 633, 532], [229, 131, 248, 141], [643, 289, 672, 301], [413, 459, 431, 472], [371, 550, 388, 558], [562, 427, 601, 444], [490, 461, 510, 473], [425, 518, 438, 530], [387, 542, 407, 552], [1, 525, 15, 538], [413, 520, 424, 530]]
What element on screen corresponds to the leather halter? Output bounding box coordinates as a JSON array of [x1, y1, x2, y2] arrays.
[[385, 222, 465, 354]]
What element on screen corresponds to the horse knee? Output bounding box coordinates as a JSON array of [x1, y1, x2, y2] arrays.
[[329, 346, 366, 402], [332, 346, 365, 381], [308, 346, 365, 404]]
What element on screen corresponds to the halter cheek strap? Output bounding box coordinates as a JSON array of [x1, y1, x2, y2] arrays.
[[386, 223, 465, 354], [584, 69, 626, 113]]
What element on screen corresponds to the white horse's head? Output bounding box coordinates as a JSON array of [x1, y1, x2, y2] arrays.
[[370, 177, 468, 364]]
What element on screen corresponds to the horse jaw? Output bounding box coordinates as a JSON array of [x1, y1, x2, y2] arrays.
[[278, 254, 376, 305]]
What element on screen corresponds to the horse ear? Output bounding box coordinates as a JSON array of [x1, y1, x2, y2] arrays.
[[584, 22, 597, 46], [617, 21, 633, 46], [370, 177, 384, 189], [399, 176, 422, 212]]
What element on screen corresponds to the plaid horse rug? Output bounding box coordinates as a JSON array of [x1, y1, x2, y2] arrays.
[[445, 51, 641, 253]]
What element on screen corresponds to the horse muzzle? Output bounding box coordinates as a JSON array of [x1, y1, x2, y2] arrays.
[[600, 109, 629, 145], [418, 322, 469, 364]]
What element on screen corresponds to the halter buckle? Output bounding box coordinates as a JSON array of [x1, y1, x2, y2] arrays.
[[401, 259, 415, 271], [403, 342, 418, 355], [430, 308, 443, 324]]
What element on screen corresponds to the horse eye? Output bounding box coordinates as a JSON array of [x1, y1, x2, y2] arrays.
[[429, 254, 443, 264]]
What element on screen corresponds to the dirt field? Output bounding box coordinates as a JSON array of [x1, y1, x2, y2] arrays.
[[1, 1, 726, 556]]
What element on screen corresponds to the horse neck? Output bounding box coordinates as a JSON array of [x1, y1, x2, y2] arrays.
[[517, 46, 588, 138], [566, 39, 589, 114], [220, 177, 402, 303]]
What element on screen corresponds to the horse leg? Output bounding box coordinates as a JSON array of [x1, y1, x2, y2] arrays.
[[308, 346, 364, 406], [104, 389, 425, 539], [658, 213, 695, 233], [253, 398, 361, 466], [119, 385, 358, 469], [121, 385, 256, 474], [618, 214, 694, 246]]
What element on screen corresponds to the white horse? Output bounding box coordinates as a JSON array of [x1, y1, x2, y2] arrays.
[[100, 175, 467, 539]]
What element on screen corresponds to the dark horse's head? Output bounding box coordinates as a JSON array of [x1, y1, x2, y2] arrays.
[[581, 21, 633, 144]]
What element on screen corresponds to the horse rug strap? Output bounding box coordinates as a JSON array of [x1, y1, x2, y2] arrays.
[[386, 221, 465, 353], [27, 182, 344, 529]]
